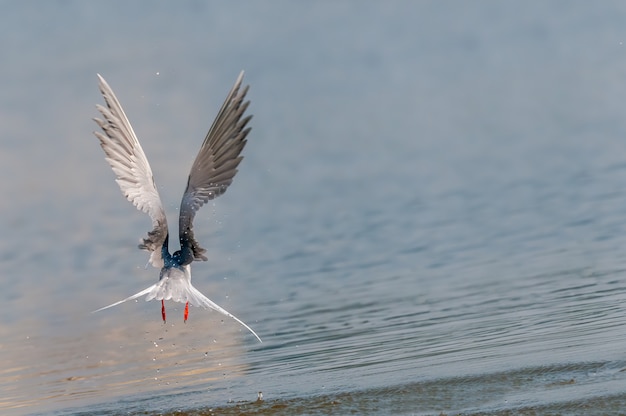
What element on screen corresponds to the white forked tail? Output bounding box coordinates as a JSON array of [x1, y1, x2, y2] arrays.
[[92, 278, 262, 342]]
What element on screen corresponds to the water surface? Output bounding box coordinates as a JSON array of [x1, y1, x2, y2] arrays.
[[3, 2, 626, 415]]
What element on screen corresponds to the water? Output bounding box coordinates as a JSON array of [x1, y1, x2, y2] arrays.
[[3, 1, 626, 414]]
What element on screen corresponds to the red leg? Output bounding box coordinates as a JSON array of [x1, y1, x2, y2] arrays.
[[161, 300, 166, 323], [184, 302, 189, 323]]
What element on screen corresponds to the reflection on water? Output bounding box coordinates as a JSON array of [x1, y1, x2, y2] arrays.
[[4, 1, 626, 415], [1, 311, 261, 414]]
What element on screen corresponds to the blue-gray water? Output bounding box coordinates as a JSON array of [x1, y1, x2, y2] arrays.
[[4, 2, 626, 415]]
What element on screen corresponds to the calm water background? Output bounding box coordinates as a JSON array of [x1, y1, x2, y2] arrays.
[[4, 1, 626, 415]]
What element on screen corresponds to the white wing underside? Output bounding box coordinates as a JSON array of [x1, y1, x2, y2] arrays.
[[93, 74, 168, 268], [92, 279, 262, 342]]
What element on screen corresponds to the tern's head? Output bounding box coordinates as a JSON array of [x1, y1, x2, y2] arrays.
[[172, 246, 194, 266]]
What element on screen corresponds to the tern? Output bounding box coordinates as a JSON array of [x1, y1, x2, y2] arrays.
[[91, 72, 261, 342]]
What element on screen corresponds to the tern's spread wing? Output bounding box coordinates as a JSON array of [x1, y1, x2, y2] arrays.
[[179, 71, 252, 261], [94, 74, 168, 268]]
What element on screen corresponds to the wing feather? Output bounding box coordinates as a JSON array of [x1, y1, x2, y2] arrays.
[[179, 71, 252, 261], [93, 74, 168, 268]]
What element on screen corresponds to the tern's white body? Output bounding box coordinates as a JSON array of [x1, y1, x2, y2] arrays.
[[93, 263, 261, 342]]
